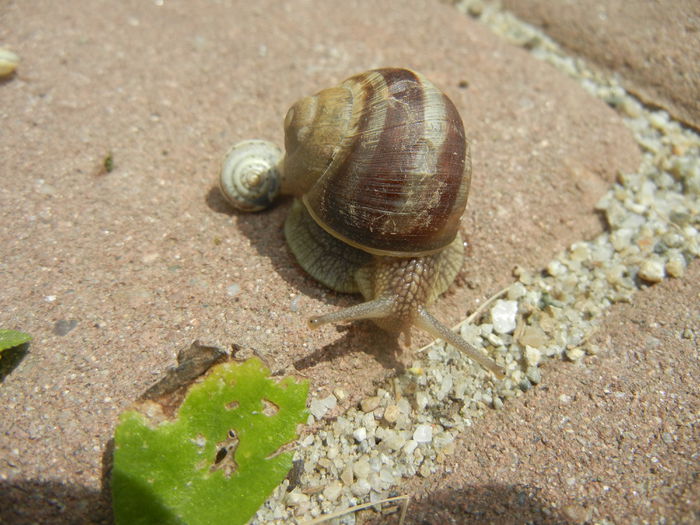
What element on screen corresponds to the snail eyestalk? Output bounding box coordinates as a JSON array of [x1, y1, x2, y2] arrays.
[[414, 306, 505, 380], [308, 297, 395, 329], [219, 140, 283, 212]]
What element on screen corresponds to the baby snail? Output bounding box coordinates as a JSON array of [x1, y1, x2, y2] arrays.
[[220, 68, 504, 379]]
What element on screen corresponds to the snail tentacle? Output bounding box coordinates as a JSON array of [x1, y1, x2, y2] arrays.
[[414, 306, 505, 379], [308, 296, 395, 329]]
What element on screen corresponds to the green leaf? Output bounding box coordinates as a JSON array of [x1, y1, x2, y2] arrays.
[[112, 358, 308, 525], [0, 330, 32, 353]]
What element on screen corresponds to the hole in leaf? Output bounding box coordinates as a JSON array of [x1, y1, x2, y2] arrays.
[[210, 429, 239, 478], [261, 399, 279, 417], [214, 447, 227, 464]]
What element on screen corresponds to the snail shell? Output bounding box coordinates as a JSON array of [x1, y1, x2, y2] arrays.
[[219, 140, 282, 212], [283, 68, 470, 256], [219, 68, 504, 379]]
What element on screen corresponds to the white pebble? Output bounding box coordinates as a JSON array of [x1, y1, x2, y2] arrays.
[[380, 429, 405, 451], [415, 391, 429, 411], [566, 347, 586, 361], [665, 253, 686, 278], [638, 259, 665, 283], [350, 479, 371, 497], [403, 439, 418, 456], [525, 345, 542, 366], [353, 427, 367, 442], [413, 424, 433, 444], [546, 260, 567, 277], [286, 489, 309, 506], [309, 394, 337, 419], [322, 481, 343, 502], [353, 456, 371, 478], [491, 300, 518, 334]]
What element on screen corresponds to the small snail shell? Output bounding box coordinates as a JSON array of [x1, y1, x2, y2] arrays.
[[220, 68, 504, 379], [0, 48, 20, 78], [219, 140, 282, 212]]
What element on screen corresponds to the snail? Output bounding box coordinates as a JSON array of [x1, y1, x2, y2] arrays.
[[220, 68, 504, 379]]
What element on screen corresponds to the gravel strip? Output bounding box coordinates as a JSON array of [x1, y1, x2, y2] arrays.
[[254, 3, 700, 523]]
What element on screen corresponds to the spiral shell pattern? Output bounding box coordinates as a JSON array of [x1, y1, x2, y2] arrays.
[[219, 140, 282, 212], [287, 68, 470, 257]]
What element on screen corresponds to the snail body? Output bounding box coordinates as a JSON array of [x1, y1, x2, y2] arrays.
[[221, 68, 504, 379]]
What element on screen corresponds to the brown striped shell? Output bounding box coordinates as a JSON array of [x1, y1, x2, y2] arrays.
[[280, 68, 471, 257]]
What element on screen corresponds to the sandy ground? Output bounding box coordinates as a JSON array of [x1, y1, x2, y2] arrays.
[[0, 0, 696, 523]]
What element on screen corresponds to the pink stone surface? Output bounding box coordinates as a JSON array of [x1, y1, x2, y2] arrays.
[[7, 1, 696, 523], [502, 0, 700, 130]]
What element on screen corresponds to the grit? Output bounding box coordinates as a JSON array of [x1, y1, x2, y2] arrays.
[[252, 2, 700, 523]]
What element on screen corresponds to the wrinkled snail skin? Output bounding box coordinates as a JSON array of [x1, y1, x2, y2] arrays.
[[219, 68, 505, 379]]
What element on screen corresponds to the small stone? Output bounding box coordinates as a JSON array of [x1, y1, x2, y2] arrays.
[[226, 283, 241, 297], [419, 462, 432, 477], [546, 260, 567, 277], [415, 391, 429, 411], [353, 456, 371, 479], [333, 388, 348, 401], [638, 259, 665, 283], [322, 481, 343, 502], [413, 424, 433, 444], [491, 299, 518, 334], [524, 345, 541, 366], [379, 466, 395, 484], [526, 366, 542, 385], [513, 265, 534, 285], [53, 319, 78, 336], [665, 253, 686, 278], [507, 282, 527, 300], [620, 97, 643, 118], [360, 396, 381, 413], [403, 439, 418, 456], [383, 404, 400, 424], [661, 432, 674, 444], [559, 394, 572, 404], [566, 347, 586, 361], [286, 489, 309, 506], [340, 464, 353, 485], [517, 324, 548, 347], [309, 398, 330, 419], [585, 344, 601, 355], [352, 427, 367, 442], [380, 429, 406, 451], [309, 394, 338, 419], [562, 504, 591, 523], [433, 431, 454, 450], [350, 479, 371, 497], [397, 397, 412, 415], [466, 0, 484, 17]]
